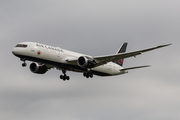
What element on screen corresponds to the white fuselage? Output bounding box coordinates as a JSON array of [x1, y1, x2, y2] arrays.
[[12, 42, 127, 76]]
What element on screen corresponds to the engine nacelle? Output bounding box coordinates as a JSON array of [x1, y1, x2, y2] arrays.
[[77, 56, 96, 68], [30, 63, 47, 74]]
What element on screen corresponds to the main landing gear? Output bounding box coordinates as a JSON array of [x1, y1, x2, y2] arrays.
[[21, 58, 27, 67], [83, 71, 93, 78], [60, 70, 70, 81]]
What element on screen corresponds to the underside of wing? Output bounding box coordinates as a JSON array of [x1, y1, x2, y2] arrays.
[[120, 65, 151, 71]]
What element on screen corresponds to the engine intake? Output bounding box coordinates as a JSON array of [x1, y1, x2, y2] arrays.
[[30, 63, 47, 74], [77, 56, 96, 68]]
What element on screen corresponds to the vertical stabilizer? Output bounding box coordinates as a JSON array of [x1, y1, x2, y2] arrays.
[[114, 42, 128, 66]]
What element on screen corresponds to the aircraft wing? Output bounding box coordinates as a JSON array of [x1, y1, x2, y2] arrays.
[[93, 43, 171, 66]]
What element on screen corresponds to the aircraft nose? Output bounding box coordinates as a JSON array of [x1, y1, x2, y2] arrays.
[[12, 48, 18, 55]]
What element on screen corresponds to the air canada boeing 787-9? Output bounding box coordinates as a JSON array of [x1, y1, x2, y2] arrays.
[[12, 42, 171, 81]]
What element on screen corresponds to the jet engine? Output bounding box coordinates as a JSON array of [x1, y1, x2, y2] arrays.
[[77, 56, 96, 68], [30, 62, 47, 74]]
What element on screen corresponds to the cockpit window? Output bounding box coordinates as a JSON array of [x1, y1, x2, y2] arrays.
[[15, 44, 28, 48]]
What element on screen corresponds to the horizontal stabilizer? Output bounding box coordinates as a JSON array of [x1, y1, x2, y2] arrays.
[[120, 65, 151, 71]]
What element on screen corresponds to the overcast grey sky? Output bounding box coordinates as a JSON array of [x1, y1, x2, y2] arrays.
[[0, 0, 180, 120]]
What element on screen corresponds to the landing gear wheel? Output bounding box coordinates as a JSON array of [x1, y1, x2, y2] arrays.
[[89, 73, 93, 78], [60, 75, 63, 79], [83, 72, 87, 77], [63, 76, 66, 81], [86, 75, 89, 78], [66, 76, 70, 80], [60, 73, 70, 81], [84, 71, 93, 78], [22, 63, 27, 67]]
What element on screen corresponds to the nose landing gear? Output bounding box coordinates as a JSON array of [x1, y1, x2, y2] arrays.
[[20, 58, 27, 67], [22, 63, 27, 67]]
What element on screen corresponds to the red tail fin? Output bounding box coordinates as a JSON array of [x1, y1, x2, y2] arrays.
[[113, 42, 128, 66]]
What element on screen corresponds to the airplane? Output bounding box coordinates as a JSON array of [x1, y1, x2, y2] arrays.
[[12, 42, 171, 81]]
